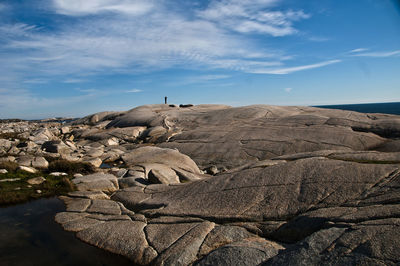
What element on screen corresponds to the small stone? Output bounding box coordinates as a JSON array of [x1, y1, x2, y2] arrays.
[[32, 157, 49, 168], [27, 176, 46, 185], [74, 173, 83, 178], [84, 158, 102, 168], [0, 169, 8, 174], [18, 165, 37, 173], [36, 189, 42, 194], [61, 126, 70, 134], [204, 165, 219, 175], [0, 178, 21, 182], [50, 172, 68, 176], [106, 138, 119, 146]]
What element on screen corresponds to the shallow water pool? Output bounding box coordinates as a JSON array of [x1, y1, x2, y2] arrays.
[[0, 197, 132, 266]]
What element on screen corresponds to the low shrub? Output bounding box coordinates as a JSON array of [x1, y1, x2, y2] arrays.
[[48, 160, 95, 174], [0, 161, 19, 172]]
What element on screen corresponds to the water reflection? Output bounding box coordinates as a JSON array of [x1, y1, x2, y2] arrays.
[[0, 197, 132, 266]]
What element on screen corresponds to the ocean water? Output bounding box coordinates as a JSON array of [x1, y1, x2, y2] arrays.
[[314, 102, 400, 115]]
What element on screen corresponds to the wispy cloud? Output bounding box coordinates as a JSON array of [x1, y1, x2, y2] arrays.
[[249, 59, 341, 74], [125, 89, 142, 93], [284, 87, 292, 93], [197, 0, 310, 36], [23, 78, 48, 84], [0, 0, 337, 89], [350, 49, 400, 58], [349, 48, 369, 53], [75, 88, 97, 93], [53, 0, 154, 16], [64, 78, 87, 83]]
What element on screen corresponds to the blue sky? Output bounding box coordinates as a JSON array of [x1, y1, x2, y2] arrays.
[[0, 0, 399, 119]]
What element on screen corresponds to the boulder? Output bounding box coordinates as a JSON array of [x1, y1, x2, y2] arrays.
[[73, 173, 119, 192], [83, 157, 102, 168], [27, 176, 46, 185], [29, 128, 54, 144], [121, 146, 202, 175], [41, 140, 71, 155], [148, 166, 179, 184], [18, 165, 37, 173], [32, 156, 49, 168]]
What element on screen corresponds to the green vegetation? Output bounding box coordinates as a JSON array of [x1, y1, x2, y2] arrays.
[[48, 159, 95, 175], [0, 161, 19, 172], [0, 170, 76, 206], [0, 159, 94, 206]]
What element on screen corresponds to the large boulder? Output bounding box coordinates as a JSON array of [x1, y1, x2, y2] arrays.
[[121, 146, 202, 175], [72, 173, 119, 192]]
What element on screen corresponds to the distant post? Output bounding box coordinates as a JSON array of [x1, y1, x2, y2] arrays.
[[164, 96, 168, 104]]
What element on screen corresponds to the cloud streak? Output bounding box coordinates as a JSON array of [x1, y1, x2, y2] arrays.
[[53, 0, 154, 16], [249, 59, 341, 74], [198, 0, 310, 36], [350, 49, 400, 58]]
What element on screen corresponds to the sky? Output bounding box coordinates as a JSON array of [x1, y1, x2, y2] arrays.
[[0, 0, 399, 119]]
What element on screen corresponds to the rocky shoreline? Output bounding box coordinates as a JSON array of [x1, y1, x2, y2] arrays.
[[1, 104, 400, 265]]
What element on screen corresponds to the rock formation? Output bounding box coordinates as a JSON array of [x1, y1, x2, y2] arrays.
[[1, 104, 400, 265]]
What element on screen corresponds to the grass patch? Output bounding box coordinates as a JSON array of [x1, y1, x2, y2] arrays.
[[48, 159, 95, 175], [0, 161, 19, 172], [0, 170, 76, 206]]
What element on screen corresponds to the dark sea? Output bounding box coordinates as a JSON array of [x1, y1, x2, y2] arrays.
[[314, 102, 400, 115]]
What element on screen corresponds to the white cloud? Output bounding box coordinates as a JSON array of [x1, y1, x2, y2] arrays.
[[75, 88, 97, 93], [198, 75, 231, 80], [197, 0, 310, 36], [284, 87, 292, 92], [249, 59, 341, 74], [53, 0, 154, 16], [349, 48, 369, 53], [350, 50, 400, 58], [64, 78, 87, 83], [23, 78, 49, 84], [125, 89, 142, 93], [0, 0, 333, 88]]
